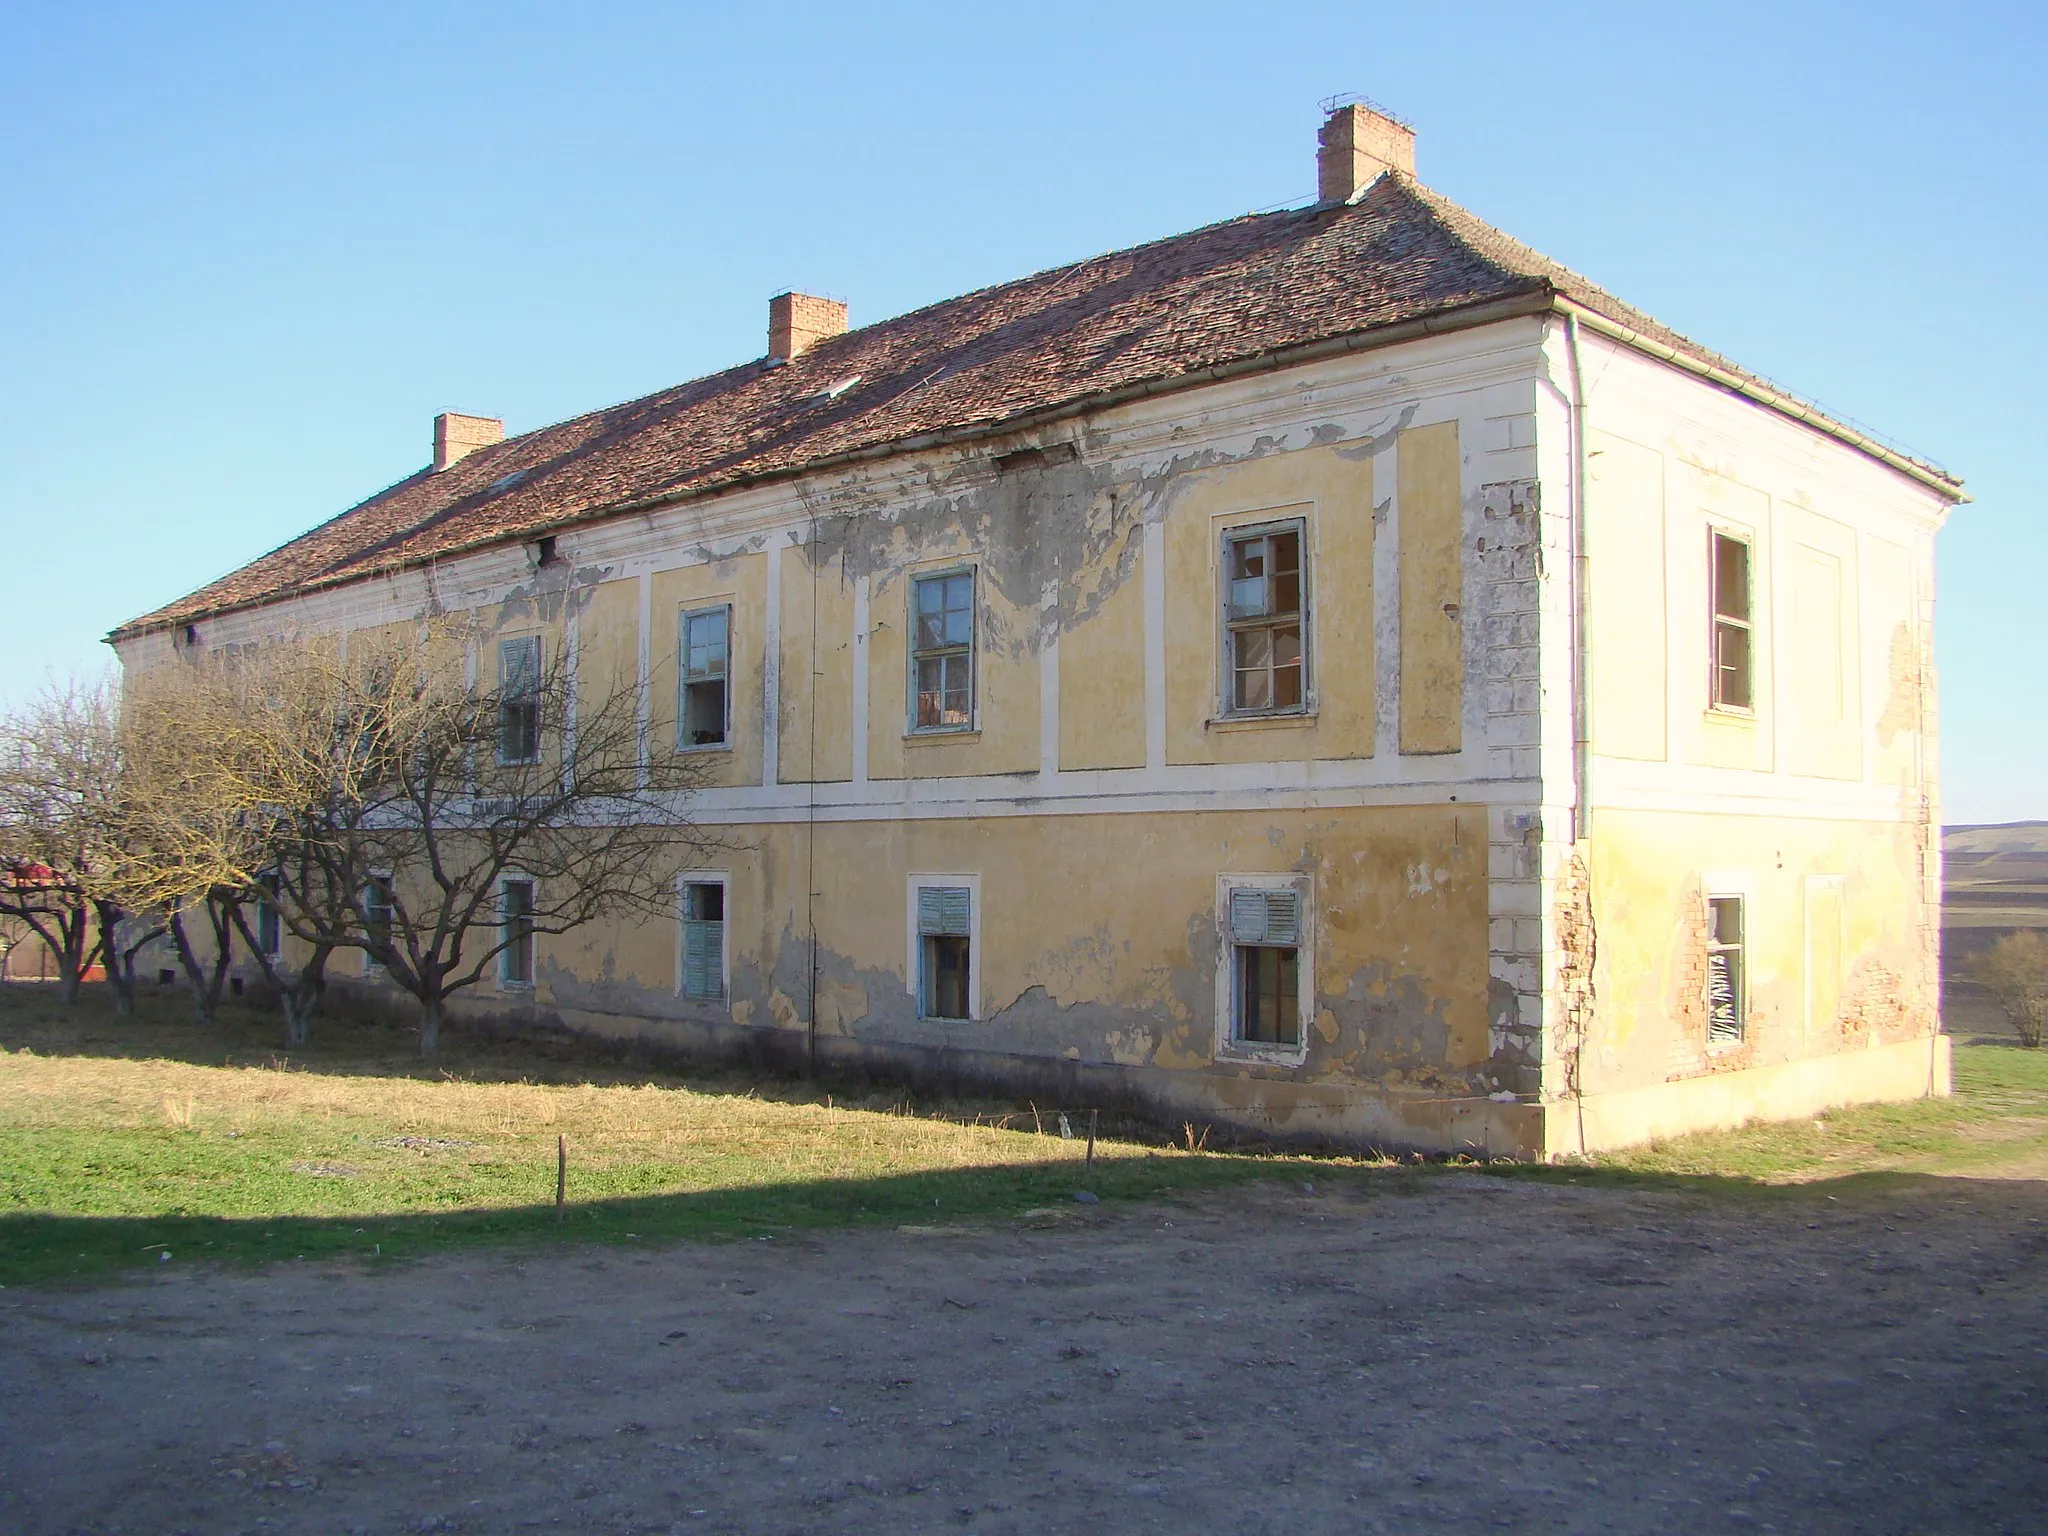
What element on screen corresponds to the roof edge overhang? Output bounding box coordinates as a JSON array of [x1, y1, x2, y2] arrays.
[[110, 281, 1963, 644], [1554, 298, 1966, 504]]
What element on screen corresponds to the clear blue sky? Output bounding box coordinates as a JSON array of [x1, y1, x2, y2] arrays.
[[3, 2, 2040, 822]]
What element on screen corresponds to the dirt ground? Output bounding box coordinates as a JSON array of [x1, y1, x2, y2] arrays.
[[3, 1171, 2045, 1536]]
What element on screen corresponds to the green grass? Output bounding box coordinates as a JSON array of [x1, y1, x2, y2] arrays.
[[4, 984, 2045, 1287], [1559, 1043, 2048, 1187], [0, 985, 1309, 1286]]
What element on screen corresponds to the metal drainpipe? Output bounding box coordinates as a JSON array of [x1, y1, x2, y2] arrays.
[[1563, 312, 1594, 1158], [1564, 311, 1592, 846]]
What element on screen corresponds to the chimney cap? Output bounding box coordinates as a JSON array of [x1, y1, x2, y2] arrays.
[[1317, 91, 1411, 128], [1317, 96, 1416, 204]]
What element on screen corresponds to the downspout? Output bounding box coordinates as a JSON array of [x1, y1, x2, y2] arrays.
[[1564, 311, 1591, 846], [1563, 312, 1593, 1157]]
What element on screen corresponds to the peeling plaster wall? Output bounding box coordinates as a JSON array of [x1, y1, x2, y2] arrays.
[[124, 308, 1954, 1154], [1539, 321, 1952, 1142]]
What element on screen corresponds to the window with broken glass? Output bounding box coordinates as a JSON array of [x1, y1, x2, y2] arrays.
[[679, 606, 730, 749], [1710, 531, 1754, 712], [497, 634, 541, 763], [911, 570, 975, 731], [1706, 894, 1746, 1043], [1223, 523, 1307, 714], [1228, 886, 1302, 1048], [917, 885, 972, 1020]]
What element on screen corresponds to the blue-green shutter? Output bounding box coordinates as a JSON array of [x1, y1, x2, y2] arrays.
[[682, 919, 723, 1000], [1229, 888, 1300, 945], [917, 886, 971, 937]]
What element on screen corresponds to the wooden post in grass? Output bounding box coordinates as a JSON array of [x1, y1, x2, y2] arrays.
[[556, 1135, 566, 1221], [1084, 1109, 1097, 1184]]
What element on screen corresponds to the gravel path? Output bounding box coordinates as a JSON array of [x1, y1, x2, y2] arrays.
[[3, 1170, 2045, 1534]]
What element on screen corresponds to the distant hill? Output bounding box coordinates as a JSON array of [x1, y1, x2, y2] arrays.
[[1945, 821, 2048, 855]]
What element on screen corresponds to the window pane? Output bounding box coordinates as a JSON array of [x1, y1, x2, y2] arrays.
[[1714, 536, 1750, 622], [1715, 622, 1753, 709], [943, 575, 974, 646], [684, 678, 726, 746], [941, 654, 971, 724], [924, 935, 971, 1018], [684, 610, 728, 679], [915, 656, 947, 727], [1274, 662, 1302, 709], [1271, 531, 1300, 614], [1236, 944, 1300, 1046], [1234, 665, 1271, 711]]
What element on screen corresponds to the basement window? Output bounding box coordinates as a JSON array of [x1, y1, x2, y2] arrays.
[[500, 878, 536, 988], [497, 634, 542, 764], [1710, 530, 1754, 712], [679, 879, 727, 1002], [1222, 522, 1309, 715], [1217, 878, 1311, 1059], [911, 570, 975, 732], [679, 606, 731, 749], [916, 884, 973, 1020], [1706, 895, 1746, 1043]]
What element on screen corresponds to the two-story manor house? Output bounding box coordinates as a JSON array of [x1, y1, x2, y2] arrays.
[[113, 104, 1963, 1156]]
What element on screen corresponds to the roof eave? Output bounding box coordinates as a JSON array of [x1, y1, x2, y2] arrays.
[[1555, 299, 1967, 503], [110, 287, 1560, 643]]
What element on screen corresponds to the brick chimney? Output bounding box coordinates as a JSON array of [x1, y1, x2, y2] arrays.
[[433, 412, 503, 472], [1317, 98, 1415, 204], [768, 292, 848, 363]]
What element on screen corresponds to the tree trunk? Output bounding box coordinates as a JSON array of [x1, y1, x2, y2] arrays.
[[55, 961, 82, 1006], [282, 944, 331, 1050], [203, 894, 238, 1015], [419, 994, 444, 1056], [166, 906, 215, 1026]]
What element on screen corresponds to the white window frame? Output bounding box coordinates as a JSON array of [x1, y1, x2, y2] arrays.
[[362, 870, 396, 977], [677, 603, 734, 753], [906, 873, 980, 1021], [675, 870, 732, 1005], [1708, 525, 1756, 717], [1217, 515, 1313, 719], [1214, 873, 1313, 1065], [907, 566, 978, 735], [1701, 869, 1754, 1048], [497, 632, 543, 764], [499, 873, 537, 990]]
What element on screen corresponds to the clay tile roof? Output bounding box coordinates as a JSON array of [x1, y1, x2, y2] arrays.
[[113, 176, 1960, 640]]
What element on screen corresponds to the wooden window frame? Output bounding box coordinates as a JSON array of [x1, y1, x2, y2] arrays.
[[1218, 517, 1312, 719], [1708, 528, 1755, 716], [499, 875, 536, 989], [677, 604, 733, 752], [1705, 890, 1747, 1045], [1213, 874, 1312, 1064], [906, 873, 979, 1020], [908, 567, 977, 735], [362, 871, 395, 976], [497, 633, 542, 764], [676, 872, 730, 1004]]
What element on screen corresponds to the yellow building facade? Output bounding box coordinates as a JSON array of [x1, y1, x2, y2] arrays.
[[113, 108, 1961, 1156]]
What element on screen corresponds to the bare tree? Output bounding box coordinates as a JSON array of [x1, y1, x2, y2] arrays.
[[115, 622, 719, 1053], [1975, 931, 2048, 1049], [0, 678, 161, 1010]]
